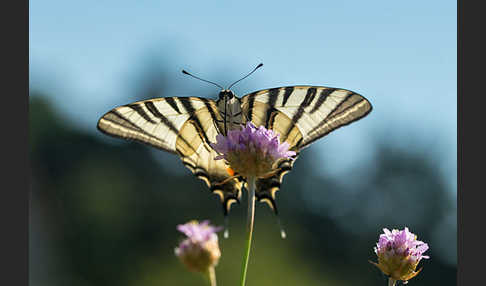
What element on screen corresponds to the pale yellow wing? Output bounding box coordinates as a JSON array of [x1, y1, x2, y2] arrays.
[[240, 86, 372, 213]]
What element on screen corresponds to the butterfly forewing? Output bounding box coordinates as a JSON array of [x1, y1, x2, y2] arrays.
[[97, 97, 209, 153], [242, 86, 372, 148]]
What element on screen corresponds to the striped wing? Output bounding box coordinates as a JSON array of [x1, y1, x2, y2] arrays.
[[97, 97, 244, 214], [241, 86, 372, 213]]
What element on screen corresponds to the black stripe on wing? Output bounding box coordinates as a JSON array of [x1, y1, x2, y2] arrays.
[[281, 86, 294, 106], [200, 97, 223, 134], [134, 100, 196, 154], [263, 88, 280, 127], [165, 97, 182, 114], [304, 94, 372, 148], [246, 94, 256, 122], [97, 110, 174, 153], [283, 87, 317, 139], [144, 101, 179, 133], [309, 88, 336, 114], [127, 104, 157, 124], [179, 98, 212, 145]]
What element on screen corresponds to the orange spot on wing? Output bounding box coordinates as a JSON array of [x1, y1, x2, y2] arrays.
[[226, 167, 235, 176]]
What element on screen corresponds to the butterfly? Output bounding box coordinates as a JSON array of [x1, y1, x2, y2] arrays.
[[97, 64, 372, 216]]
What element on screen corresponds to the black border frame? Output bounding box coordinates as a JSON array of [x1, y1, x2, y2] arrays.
[[457, 0, 481, 285], [3, 0, 29, 285]]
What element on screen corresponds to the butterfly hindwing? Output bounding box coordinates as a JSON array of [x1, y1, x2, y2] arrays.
[[241, 86, 372, 213], [175, 100, 244, 215], [97, 97, 243, 214]]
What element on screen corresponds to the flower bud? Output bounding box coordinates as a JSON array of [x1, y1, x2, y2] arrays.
[[175, 220, 222, 273]]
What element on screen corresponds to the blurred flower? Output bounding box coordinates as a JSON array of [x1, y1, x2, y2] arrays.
[[370, 227, 430, 283], [175, 220, 222, 273], [211, 122, 296, 178]]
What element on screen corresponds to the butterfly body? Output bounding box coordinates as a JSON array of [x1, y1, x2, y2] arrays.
[[97, 85, 372, 215], [216, 90, 244, 135]]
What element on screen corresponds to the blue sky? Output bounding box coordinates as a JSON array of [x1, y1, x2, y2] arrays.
[[29, 0, 456, 192]]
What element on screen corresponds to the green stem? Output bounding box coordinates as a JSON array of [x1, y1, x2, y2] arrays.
[[240, 176, 256, 286], [207, 266, 217, 286], [388, 277, 397, 286]]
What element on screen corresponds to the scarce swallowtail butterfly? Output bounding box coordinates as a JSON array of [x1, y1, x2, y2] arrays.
[[97, 64, 372, 216]]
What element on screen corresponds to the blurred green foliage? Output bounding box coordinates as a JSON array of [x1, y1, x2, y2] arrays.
[[29, 91, 456, 286]]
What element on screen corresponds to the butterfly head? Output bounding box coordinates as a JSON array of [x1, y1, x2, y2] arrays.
[[218, 90, 235, 101]]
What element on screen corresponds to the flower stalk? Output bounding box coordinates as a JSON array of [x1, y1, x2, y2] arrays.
[[388, 277, 396, 286], [207, 266, 217, 286], [211, 122, 296, 286], [240, 176, 256, 286]]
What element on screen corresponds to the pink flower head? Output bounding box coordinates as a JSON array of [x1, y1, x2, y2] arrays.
[[371, 227, 430, 282], [210, 122, 296, 178], [175, 220, 222, 273], [177, 220, 222, 242]]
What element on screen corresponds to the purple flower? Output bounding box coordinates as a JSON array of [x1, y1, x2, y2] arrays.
[[211, 122, 296, 178], [177, 220, 222, 242], [370, 227, 430, 282], [175, 220, 222, 273]]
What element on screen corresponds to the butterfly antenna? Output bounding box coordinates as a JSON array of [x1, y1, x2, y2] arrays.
[[227, 63, 263, 90], [182, 69, 224, 90]]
